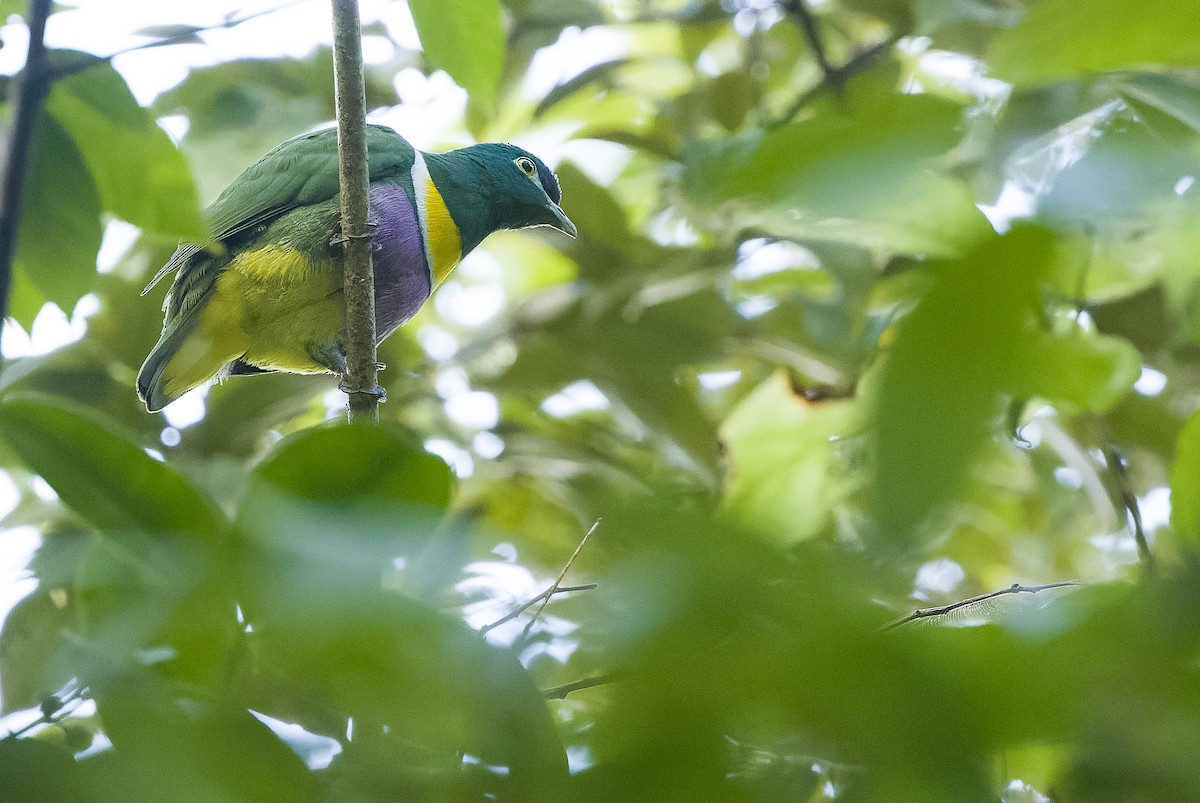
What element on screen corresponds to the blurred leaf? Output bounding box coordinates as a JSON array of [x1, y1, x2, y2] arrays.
[[709, 70, 759, 132], [249, 592, 567, 797], [156, 50, 398, 202], [1170, 409, 1200, 545], [685, 94, 990, 256], [720, 371, 860, 544], [1115, 72, 1200, 135], [1034, 110, 1200, 224], [91, 697, 314, 803], [45, 53, 206, 242], [535, 59, 628, 118], [0, 592, 74, 714], [0, 738, 85, 802], [234, 426, 566, 795], [0, 529, 87, 713], [250, 420, 453, 509], [132, 23, 204, 44], [1088, 283, 1171, 352], [13, 113, 102, 317], [991, 0, 1200, 87], [869, 227, 1050, 548], [1020, 330, 1140, 413], [0, 396, 223, 537], [410, 0, 505, 110]]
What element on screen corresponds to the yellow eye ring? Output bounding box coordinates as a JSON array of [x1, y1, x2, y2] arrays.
[[515, 156, 537, 177]]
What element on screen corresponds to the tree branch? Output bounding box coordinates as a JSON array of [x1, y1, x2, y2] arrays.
[[883, 581, 1079, 631], [515, 518, 601, 645], [0, 0, 54, 329], [767, 35, 897, 129], [780, 0, 835, 81], [543, 672, 623, 700], [45, 0, 311, 81], [1104, 445, 1156, 571], [331, 0, 381, 421], [480, 583, 597, 637]]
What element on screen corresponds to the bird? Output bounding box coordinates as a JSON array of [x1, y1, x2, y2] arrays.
[[137, 124, 576, 412]]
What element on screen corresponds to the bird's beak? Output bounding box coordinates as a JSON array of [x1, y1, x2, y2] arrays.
[[546, 202, 578, 238]]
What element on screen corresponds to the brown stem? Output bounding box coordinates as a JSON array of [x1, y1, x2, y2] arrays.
[[331, 0, 380, 422]]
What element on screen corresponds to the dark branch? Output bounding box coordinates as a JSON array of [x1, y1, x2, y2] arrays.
[[780, 0, 835, 81], [883, 581, 1080, 632], [543, 672, 623, 700], [0, 0, 53, 330], [1105, 445, 1156, 570], [768, 35, 897, 128], [331, 0, 381, 421]]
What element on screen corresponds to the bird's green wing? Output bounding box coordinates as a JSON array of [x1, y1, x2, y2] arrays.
[[143, 124, 415, 294]]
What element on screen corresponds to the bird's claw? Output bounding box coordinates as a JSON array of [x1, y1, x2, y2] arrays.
[[338, 378, 387, 403], [329, 222, 378, 247]]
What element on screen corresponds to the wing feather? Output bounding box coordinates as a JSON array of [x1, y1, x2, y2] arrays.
[[142, 124, 414, 295]]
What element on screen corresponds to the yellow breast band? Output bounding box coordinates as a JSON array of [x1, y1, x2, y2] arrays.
[[412, 152, 463, 287]]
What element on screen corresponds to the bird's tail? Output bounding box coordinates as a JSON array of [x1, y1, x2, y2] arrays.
[[138, 317, 202, 413], [138, 272, 240, 412]]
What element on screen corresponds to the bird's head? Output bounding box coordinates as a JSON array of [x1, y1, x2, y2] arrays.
[[428, 143, 577, 252]]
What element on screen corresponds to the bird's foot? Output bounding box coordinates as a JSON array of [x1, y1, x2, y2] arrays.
[[329, 222, 378, 247], [338, 377, 387, 404]]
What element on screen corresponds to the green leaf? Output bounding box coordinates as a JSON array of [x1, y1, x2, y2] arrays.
[[1170, 410, 1200, 545], [0, 738, 86, 802], [45, 52, 207, 242], [14, 113, 103, 314], [1020, 330, 1141, 413], [869, 227, 1051, 548], [93, 697, 315, 803], [248, 592, 567, 796], [684, 94, 990, 256], [0, 592, 75, 714], [720, 372, 861, 544], [250, 420, 453, 509], [0, 396, 223, 537], [234, 425, 565, 795], [991, 0, 1200, 87], [1115, 72, 1200, 135], [409, 0, 505, 110]]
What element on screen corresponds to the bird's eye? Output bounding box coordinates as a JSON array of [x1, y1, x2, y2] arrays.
[[515, 156, 538, 177]]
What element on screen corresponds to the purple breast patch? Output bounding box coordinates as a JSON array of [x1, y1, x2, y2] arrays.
[[368, 183, 433, 341]]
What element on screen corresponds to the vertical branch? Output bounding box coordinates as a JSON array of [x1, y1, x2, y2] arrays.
[[0, 0, 54, 328], [331, 0, 380, 422], [1105, 445, 1156, 571], [780, 0, 835, 80]]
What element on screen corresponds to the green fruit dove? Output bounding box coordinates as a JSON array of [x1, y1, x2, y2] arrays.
[[137, 124, 575, 412]]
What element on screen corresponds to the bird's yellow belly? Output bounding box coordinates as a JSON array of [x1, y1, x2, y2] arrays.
[[210, 244, 342, 374]]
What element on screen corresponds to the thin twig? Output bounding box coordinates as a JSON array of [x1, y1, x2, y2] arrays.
[[767, 36, 897, 129], [883, 581, 1080, 632], [45, 1, 310, 80], [480, 584, 597, 637], [1104, 445, 1156, 570], [331, 0, 380, 422], [543, 672, 623, 700], [516, 519, 601, 644], [780, 0, 835, 80], [4, 684, 87, 738], [0, 0, 53, 329]]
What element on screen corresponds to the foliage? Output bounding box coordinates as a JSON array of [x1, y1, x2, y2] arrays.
[[2, 0, 1200, 799]]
